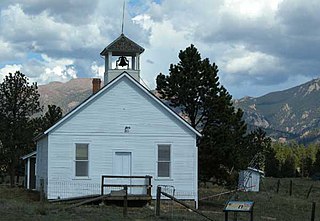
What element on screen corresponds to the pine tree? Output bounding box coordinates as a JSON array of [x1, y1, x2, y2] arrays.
[[245, 128, 272, 170], [0, 71, 41, 186], [156, 44, 247, 183], [156, 44, 220, 130], [311, 150, 320, 177], [42, 105, 63, 131], [281, 155, 296, 177], [265, 146, 280, 177], [198, 87, 247, 182]]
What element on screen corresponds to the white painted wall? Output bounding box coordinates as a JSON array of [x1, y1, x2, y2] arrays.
[[107, 69, 140, 83], [238, 170, 261, 192], [42, 76, 197, 202], [36, 136, 48, 195]]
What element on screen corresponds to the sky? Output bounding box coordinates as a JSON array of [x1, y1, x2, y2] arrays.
[[0, 0, 319, 98]]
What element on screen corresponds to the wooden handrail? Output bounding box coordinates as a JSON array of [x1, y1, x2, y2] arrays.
[[102, 175, 152, 179], [103, 184, 152, 188], [101, 175, 152, 197]]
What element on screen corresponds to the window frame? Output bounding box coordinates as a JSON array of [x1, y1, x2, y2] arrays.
[[156, 144, 171, 179], [74, 143, 89, 178]]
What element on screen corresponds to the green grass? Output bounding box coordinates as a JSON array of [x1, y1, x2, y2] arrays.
[[197, 177, 320, 221], [1, 178, 320, 220]]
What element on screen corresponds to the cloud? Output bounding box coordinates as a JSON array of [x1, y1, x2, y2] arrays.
[[0, 38, 24, 61], [0, 0, 319, 99], [0, 54, 77, 84], [91, 62, 104, 79], [27, 54, 77, 84], [0, 64, 22, 82]]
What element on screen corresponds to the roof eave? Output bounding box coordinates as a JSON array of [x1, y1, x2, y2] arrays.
[[21, 151, 37, 160]]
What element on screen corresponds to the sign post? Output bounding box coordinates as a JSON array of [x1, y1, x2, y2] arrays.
[[223, 201, 254, 221]]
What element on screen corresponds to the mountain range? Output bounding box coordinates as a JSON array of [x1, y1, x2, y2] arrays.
[[38, 78, 92, 114], [38, 78, 320, 144], [234, 78, 320, 144]]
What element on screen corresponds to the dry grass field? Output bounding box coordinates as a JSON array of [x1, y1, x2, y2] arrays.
[[0, 178, 320, 220]]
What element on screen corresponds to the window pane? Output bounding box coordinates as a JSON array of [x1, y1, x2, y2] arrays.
[[158, 162, 170, 177], [76, 161, 88, 176], [158, 145, 170, 161], [76, 144, 88, 160]]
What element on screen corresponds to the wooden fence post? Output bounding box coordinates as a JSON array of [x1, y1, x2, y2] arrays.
[[40, 178, 45, 202], [123, 185, 128, 217], [156, 186, 161, 216], [146, 176, 152, 197], [307, 185, 313, 199], [289, 180, 293, 196], [276, 179, 280, 193], [311, 202, 316, 221], [101, 176, 104, 195]]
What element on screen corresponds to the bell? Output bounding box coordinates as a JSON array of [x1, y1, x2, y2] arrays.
[[117, 56, 129, 67]]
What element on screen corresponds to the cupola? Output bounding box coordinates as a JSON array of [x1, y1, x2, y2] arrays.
[[100, 34, 145, 84]]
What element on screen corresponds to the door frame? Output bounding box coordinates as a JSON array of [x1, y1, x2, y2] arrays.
[[112, 150, 133, 175], [112, 149, 133, 193]]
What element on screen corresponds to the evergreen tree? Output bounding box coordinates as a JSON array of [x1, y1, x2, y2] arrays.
[[265, 146, 280, 177], [199, 87, 247, 182], [302, 156, 313, 177], [156, 44, 220, 130], [156, 44, 247, 183], [245, 128, 272, 170], [311, 150, 320, 176], [0, 71, 41, 186], [281, 155, 296, 177], [42, 105, 63, 131]]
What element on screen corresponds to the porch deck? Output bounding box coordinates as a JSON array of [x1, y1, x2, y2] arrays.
[[101, 175, 153, 202], [103, 193, 152, 201], [50, 175, 153, 205]]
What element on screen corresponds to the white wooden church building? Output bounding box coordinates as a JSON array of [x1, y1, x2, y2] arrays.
[[34, 34, 201, 205]]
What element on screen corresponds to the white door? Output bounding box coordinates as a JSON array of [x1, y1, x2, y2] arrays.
[[114, 152, 131, 176], [113, 152, 132, 193]]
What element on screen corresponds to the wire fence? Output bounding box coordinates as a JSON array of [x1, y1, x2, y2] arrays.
[[155, 186, 209, 221], [255, 178, 319, 221], [46, 178, 320, 220], [48, 177, 150, 199], [49, 181, 101, 199]]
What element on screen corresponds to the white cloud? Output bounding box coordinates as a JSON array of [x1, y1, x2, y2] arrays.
[[223, 46, 279, 76], [0, 0, 319, 98], [133, 13, 191, 89], [27, 54, 77, 84], [222, 0, 282, 18], [0, 54, 77, 84], [0, 4, 107, 55], [0, 64, 22, 82], [91, 62, 104, 79]]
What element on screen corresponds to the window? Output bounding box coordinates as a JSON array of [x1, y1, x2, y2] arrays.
[[75, 144, 88, 177], [157, 145, 171, 178]]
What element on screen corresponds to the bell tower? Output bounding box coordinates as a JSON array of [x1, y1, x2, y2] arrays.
[[100, 34, 145, 84]]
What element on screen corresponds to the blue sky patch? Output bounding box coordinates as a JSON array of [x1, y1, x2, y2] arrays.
[[27, 52, 44, 61]]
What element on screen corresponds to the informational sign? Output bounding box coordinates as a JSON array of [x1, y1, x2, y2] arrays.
[[224, 201, 254, 212]]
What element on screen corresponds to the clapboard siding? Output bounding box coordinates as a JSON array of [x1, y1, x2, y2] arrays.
[[36, 136, 48, 194], [52, 78, 192, 137], [39, 75, 198, 202], [47, 134, 197, 199]]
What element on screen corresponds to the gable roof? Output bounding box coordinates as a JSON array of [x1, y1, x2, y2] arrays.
[[100, 34, 145, 56], [36, 72, 201, 140]]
